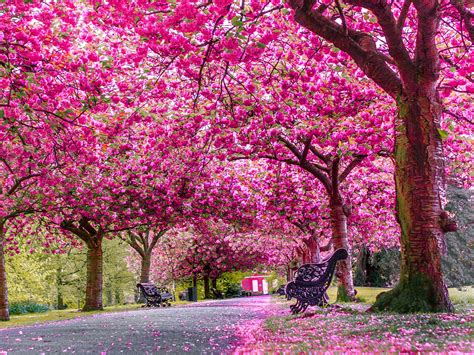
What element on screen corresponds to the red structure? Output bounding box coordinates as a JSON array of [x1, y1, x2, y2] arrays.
[[241, 275, 269, 295]]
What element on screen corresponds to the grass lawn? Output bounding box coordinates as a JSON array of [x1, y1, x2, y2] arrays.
[[234, 286, 474, 353]]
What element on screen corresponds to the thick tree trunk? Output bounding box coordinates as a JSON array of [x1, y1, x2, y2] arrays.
[[83, 241, 103, 311], [372, 92, 454, 313], [203, 274, 210, 299], [0, 221, 10, 321], [140, 253, 151, 283], [330, 200, 356, 301]]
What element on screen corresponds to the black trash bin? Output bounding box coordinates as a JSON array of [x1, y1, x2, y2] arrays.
[[187, 287, 198, 302]]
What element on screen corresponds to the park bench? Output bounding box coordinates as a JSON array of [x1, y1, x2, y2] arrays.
[[275, 285, 286, 296], [285, 248, 348, 314], [211, 287, 224, 299], [136, 283, 173, 307]]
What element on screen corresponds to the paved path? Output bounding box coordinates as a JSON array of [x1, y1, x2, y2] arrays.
[[0, 296, 271, 354]]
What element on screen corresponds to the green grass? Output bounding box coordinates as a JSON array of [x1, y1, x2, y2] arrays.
[[324, 286, 474, 305], [448, 286, 474, 305], [325, 286, 391, 304]]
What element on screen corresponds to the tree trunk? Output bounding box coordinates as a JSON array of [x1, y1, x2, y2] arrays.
[[56, 267, 66, 310], [0, 221, 10, 321], [137, 253, 152, 303], [286, 265, 292, 282], [356, 245, 369, 286], [330, 199, 356, 301], [372, 92, 454, 313], [203, 274, 210, 299], [140, 253, 151, 283], [306, 236, 322, 263], [114, 289, 122, 305], [211, 277, 217, 289], [301, 248, 311, 264], [192, 274, 197, 288], [83, 241, 103, 311]]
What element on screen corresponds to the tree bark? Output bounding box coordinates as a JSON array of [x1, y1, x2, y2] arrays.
[[203, 274, 210, 299], [330, 198, 356, 301], [83, 240, 104, 311], [304, 235, 322, 263], [356, 246, 369, 286], [211, 277, 217, 289], [0, 221, 10, 321], [56, 267, 66, 310], [140, 253, 151, 283], [105, 283, 113, 306], [372, 91, 454, 312]]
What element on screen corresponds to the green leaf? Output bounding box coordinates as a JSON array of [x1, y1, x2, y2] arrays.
[[0, 109, 4, 119], [256, 42, 266, 49], [438, 128, 449, 140], [231, 16, 244, 27]]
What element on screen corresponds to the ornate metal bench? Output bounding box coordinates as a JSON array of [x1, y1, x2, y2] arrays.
[[275, 285, 286, 296], [211, 287, 224, 299], [285, 248, 348, 314], [136, 283, 173, 307]]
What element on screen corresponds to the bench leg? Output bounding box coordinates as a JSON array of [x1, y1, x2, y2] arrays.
[[290, 300, 309, 314]]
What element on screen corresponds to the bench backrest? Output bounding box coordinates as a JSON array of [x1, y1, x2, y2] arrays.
[[294, 248, 348, 287], [137, 283, 159, 296]]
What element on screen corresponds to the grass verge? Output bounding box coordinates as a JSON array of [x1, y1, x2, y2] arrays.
[[242, 286, 474, 353]]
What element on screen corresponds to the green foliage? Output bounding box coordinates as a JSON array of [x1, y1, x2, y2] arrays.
[[5, 249, 56, 304], [223, 282, 242, 297], [442, 185, 474, 287], [6, 238, 135, 309], [218, 271, 252, 297], [354, 247, 400, 288], [9, 302, 49, 315], [102, 239, 136, 306], [265, 271, 286, 293]]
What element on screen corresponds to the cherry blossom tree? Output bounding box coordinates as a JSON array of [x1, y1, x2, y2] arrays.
[[285, 0, 472, 312]]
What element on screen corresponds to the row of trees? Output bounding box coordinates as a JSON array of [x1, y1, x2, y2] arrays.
[[1, 0, 472, 320]]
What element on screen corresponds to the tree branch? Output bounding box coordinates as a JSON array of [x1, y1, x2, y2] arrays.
[[288, 0, 403, 98], [7, 173, 41, 195], [450, 0, 474, 42], [338, 154, 367, 183], [397, 0, 412, 31]]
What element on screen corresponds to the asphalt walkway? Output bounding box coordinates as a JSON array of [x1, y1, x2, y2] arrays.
[[0, 296, 271, 354]]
